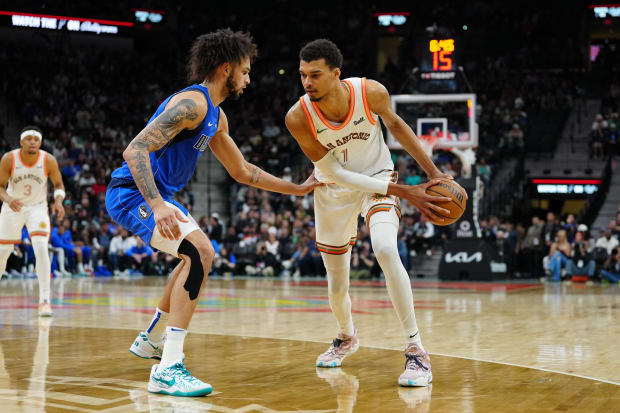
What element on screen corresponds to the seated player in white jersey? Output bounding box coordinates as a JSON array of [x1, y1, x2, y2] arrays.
[[0, 126, 66, 316], [285, 39, 466, 387]]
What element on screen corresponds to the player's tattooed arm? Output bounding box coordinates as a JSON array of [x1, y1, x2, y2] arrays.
[[248, 164, 261, 184], [123, 95, 206, 204], [209, 109, 319, 196]]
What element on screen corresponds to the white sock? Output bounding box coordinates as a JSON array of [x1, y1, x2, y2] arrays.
[[159, 326, 186, 369], [321, 250, 355, 337], [77, 262, 85, 273], [32, 237, 51, 303], [369, 214, 421, 347], [146, 307, 169, 343]]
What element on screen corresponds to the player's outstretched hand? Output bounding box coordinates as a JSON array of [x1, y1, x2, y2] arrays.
[[400, 179, 452, 223], [51, 199, 65, 221], [294, 170, 324, 196], [153, 204, 189, 240], [8, 198, 23, 212], [430, 172, 468, 200]]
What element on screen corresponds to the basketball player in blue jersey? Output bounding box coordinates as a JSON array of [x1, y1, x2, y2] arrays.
[[285, 39, 466, 387], [106, 29, 320, 397]]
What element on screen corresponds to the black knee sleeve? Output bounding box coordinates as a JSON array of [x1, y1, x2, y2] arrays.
[[178, 239, 204, 300]]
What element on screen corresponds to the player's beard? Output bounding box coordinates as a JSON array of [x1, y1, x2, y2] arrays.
[[225, 73, 242, 101]]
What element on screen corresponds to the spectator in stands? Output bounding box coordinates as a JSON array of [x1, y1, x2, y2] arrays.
[[108, 228, 136, 275], [595, 228, 619, 255], [411, 215, 435, 256], [245, 241, 279, 276], [213, 246, 236, 276], [50, 221, 86, 275], [208, 213, 223, 244], [350, 242, 375, 279], [545, 229, 572, 282], [125, 237, 153, 275], [600, 247, 620, 283], [563, 214, 578, 243], [565, 225, 596, 279], [543, 212, 559, 251]]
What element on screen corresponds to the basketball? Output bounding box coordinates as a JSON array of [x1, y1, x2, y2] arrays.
[[425, 179, 467, 226]]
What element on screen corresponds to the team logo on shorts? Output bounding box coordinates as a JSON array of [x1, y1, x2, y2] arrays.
[[39, 221, 47, 229], [138, 205, 151, 220]]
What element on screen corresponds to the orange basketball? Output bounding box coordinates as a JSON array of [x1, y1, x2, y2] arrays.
[[424, 179, 467, 226]]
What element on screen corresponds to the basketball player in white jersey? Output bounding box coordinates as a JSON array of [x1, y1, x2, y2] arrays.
[[0, 126, 66, 316], [286, 39, 466, 387]]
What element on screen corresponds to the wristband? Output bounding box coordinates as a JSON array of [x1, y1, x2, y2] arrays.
[[54, 189, 66, 201]]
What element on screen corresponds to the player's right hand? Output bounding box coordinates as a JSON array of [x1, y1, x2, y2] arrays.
[[399, 179, 452, 223], [8, 198, 23, 212], [153, 204, 189, 240]]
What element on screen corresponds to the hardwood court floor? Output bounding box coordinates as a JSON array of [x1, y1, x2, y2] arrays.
[[0, 276, 619, 412]]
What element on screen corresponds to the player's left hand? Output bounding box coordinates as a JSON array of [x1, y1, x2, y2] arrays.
[[294, 170, 324, 196], [51, 200, 65, 221], [429, 172, 468, 200]]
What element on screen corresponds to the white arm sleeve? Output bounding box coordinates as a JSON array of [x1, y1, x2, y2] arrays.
[[313, 153, 389, 195]]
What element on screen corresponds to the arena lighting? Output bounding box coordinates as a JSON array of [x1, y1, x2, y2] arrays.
[[132, 8, 165, 24], [374, 12, 410, 26], [531, 179, 602, 184], [589, 4, 620, 18]]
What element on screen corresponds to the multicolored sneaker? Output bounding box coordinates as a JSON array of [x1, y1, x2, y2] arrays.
[[398, 343, 432, 387], [316, 332, 359, 368], [38, 301, 53, 317], [148, 362, 212, 397], [130, 332, 163, 360]]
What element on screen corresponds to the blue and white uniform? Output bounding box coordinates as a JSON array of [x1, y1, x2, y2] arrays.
[[106, 84, 219, 256]]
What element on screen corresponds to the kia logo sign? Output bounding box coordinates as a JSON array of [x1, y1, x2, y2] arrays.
[[444, 252, 483, 263]]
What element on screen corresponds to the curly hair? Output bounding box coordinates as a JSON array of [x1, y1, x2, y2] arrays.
[[299, 39, 343, 69], [187, 28, 258, 83]]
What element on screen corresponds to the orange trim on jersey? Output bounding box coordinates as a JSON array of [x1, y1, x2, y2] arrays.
[[299, 98, 318, 141], [42, 152, 48, 177], [18, 149, 41, 168], [311, 80, 355, 131], [29, 231, 49, 238], [361, 77, 377, 126], [0, 239, 21, 245], [10, 150, 15, 176]]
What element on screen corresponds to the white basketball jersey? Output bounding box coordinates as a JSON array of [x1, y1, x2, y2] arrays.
[[300, 77, 394, 184], [7, 149, 48, 205]]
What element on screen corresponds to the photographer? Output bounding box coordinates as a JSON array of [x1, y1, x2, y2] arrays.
[[601, 247, 620, 283], [565, 225, 596, 279]]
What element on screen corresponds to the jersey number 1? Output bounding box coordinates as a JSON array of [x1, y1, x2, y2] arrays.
[[341, 148, 348, 163]]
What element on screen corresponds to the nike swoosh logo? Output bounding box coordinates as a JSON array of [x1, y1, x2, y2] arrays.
[[316, 128, 327, 134], [208, 122, 214, 127], [154, 376, 174, 387]]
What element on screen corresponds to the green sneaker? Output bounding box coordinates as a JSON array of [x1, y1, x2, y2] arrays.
[[148, 361, 212, 397]]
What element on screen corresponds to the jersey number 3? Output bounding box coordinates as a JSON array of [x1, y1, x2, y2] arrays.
[[24, 184, 32, 196]]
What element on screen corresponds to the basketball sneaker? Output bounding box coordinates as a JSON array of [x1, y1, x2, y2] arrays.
[[316, 331, 359, 368], [130, 332, 164, 360], [148, 362, 212, 397], [38, 301, 53, 317], [398, 343, 432, 387]]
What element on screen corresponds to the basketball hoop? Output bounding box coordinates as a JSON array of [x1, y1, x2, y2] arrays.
[[418, 134, 441, 157]]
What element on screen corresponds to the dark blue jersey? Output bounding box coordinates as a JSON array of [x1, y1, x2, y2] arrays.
[[111, 84, 220, 199]]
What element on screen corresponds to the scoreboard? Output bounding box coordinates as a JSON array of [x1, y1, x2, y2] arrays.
[[419, 37, 459, 92]]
